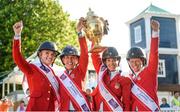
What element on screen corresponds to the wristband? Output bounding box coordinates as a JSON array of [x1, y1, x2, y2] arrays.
[[14, 34, 21, 40], [77, 32, 85, 38], [152, 30, 159, 38], [78, 32, 82, 37]]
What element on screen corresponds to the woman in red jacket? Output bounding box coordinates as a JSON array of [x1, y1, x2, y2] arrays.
[[126, 20, 160, 111], [55, 17, 91, 111], [12, 21, 60, 111], [91, 47, 131, 111]]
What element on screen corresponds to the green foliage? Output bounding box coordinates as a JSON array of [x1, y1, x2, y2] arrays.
[[0, 0, 78, 72]]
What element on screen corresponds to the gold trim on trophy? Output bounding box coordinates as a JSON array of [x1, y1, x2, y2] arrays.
[[83, 8, 109, 53]]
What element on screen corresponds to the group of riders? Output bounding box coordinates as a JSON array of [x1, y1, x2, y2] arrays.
[[12, 18, 160, 111]]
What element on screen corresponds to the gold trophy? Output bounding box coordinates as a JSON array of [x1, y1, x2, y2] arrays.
[[83, 8, 109, 53]]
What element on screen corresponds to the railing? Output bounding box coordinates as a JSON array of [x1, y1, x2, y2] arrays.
[[161, 107, 180, 112]]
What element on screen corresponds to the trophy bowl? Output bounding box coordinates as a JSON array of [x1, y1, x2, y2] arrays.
[[83, 8, 109, 53]]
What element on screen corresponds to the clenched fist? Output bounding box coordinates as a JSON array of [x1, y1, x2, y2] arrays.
[[13, 21, 23, 35], [151, 20, 160, 32]]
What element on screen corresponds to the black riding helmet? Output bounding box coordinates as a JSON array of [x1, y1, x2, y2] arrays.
[[37, 41, 60, 57], [126, 46, 147, 66], [102, 47, 121, 64], [60, 45, 79, 64]]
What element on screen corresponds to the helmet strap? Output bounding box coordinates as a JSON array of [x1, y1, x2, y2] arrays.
[[117, 59, 120, 66], [127, 61, 137, 77], [51, 55, 58, 67], [128, 61, 144, 77]]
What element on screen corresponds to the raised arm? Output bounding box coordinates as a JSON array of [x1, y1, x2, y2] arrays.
[[12, 21, 32, 75], [91, 47, 103, 73], [147, 20, 160, 75], [77, 17, 89, 79]]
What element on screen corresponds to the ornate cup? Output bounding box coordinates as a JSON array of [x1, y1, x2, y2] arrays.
[[83, 8, 109, 53]]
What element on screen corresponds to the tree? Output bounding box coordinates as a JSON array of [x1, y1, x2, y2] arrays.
[[0, 0, 78, 73]]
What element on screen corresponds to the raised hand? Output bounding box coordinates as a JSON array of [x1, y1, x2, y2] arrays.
[[76, 17, 86, 33], [13, 21, 23, 35], [151, 20, 160, 32]]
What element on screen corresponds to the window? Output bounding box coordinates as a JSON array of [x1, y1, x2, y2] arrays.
[[88, 70, 96, 80], [86, 70, 97, 89], [158, 59, 166, 77], [134, 25, 142, 43]]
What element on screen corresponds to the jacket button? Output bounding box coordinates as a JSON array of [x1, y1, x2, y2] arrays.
[[49, 84, 51, 87], [47, 98, 50, 101], [48, 91, 50, 93]]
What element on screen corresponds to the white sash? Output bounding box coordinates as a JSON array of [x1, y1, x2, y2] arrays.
[[58, 71, 90, 111], [98, 64, 123, 111], [130, 77, 159, 111], [22, 75, 29, 98], [33, 63, 60, 107]]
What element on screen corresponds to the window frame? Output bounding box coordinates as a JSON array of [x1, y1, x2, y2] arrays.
[[158, 59, 166, 77], [134, 25, 142, 43]]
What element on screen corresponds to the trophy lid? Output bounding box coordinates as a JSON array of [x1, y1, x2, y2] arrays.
[[86, 8, 97, 18]]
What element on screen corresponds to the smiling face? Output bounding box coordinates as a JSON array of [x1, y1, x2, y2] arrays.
[[62, 55, 79, 70], [105, 58, 119, 72], [39, 50, 56, 66], [128, 58, 143, 73]]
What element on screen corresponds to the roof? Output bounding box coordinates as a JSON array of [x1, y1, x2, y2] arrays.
[[139, 4, 171, 15], [0, 71, 11, 84], [126, 4, 179, 24]]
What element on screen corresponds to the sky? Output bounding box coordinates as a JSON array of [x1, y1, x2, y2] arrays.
[[58, 0, 180, 72]]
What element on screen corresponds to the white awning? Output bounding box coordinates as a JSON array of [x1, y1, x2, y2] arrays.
[[3, 66, 23, 84]]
